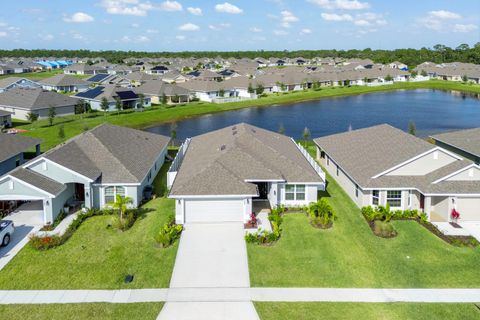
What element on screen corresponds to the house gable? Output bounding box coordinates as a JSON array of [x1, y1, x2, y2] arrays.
[[25, 158, 93, 184]]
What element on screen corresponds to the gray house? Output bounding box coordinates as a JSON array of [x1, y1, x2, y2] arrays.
[[0, 77, 41, 93], [0, 88, 77, 121], [314, 124, 480, 223], [135, 80, 190, 104], [0, 133, 41, 175], [39, 74, 90, 93], [0, 124, 170, 224], [0, 110, 12, 127], [431, 128, 480, 164], [74, 85, 151, 111]]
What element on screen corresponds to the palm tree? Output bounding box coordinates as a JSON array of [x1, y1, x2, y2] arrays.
[[108, 194, 133, 226], [308, 198, 337, 227]]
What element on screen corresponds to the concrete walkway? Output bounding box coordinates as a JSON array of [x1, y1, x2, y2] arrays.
[[1, 288, 480, 304], [159, 222, 258, 320]]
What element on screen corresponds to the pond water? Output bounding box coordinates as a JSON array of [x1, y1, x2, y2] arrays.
[[145, 89, 480, 140]]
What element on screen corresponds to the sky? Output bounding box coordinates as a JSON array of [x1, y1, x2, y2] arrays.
[[0, 0, 479, 51]]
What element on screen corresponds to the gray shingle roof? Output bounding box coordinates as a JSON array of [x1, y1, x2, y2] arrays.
[[431, 128, 480, 158], [39, 74, 90, 87], [170, 123, 324, 196], [0, 133, 41, 163], [43, 124, 170, 183], [135, 81, 190, 97], [10, 167, 66, 196], [0, 110, 12, 117], [0, 88, 78, 110]]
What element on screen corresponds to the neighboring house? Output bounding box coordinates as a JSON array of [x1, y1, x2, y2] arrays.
[[0, 110, 12, 127], [0, 133, 41, 176], [64, 63, 106, 75], [0, 124, 170, 224], [314, 124, 480, 223], [0, 77, 41, 93], [135, 81, 191, 104], [431, 128, 480, 164], [168, 123, 326, 224], [186, 70, 223, 82], [146, 65, 170, 75], [0, 88, 77, 120], [39, 74, 90, 93], [389, 61, 408, 71], [74, 85, 150, 111]]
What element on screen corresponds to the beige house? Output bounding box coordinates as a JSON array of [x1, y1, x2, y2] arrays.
[[314, 124, 480, 223]]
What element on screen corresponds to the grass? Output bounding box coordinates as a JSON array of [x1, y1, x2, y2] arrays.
[[255, 302, 480, 320], [13, 80, 480, 151], [0, 303, 163, 320], [0, 69, 90, 81], [0, 164, 178, 289], [247, 170, 480, 288]]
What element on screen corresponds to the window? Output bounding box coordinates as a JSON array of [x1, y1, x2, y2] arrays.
[[355, 184, 359, 197], [372, 190, 379, 205], [285, 184, 306, 201], [105, 186, 125, 204], [326, 156, 330, 166], [386, 190, 402, 207], [336, 165, 339, 176]]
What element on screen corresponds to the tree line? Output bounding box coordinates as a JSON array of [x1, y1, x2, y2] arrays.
[[1, 43, 479, 67]]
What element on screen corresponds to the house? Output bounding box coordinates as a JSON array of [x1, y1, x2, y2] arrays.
[[74, 85, 150, 111], [0, 77, 41, 93], [389, 61, 408, 71], [161, 70, 188, 83], [0, 110, 12, 128], [168, 123, 326, 224], [0, 88, 77, 121], [186, 70, 223, 82], [431, 128, 480, 164], [314, 124, 480, 223], [0, 124, 170, 224], [135, 81, 190, 104], [146, 65, 170, 75], [39, 74, 90, 93], [64, 63, 106, 75], [0, 133, 41, 176]]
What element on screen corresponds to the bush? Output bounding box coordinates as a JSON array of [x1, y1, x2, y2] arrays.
[[246, 207, 284, 245], [373, 220, 397, 238], [155, 223, 183, 248], [110, 209, 139, 231], [29, 235, 63, 250], [361, 206, 376, 221], [308, 198, 337, 228]]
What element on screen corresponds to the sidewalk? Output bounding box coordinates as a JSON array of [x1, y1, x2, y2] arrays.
[[1, 288, 480, 304]]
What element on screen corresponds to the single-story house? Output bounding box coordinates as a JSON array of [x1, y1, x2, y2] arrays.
[[64, 63, 106, 75], [0, 77, 41, 93], [39, 74, 90, 93], [0, 133, 41, 176], [0, 110, 12, 127], [74, 85, 150, 111], [431, 128, 480, 164], [168, 123, 326, 224], [0, 88, 77, 121], [314, 124, 480, 223], [0, 124, 170, 224], [135, 80, 190, 104]]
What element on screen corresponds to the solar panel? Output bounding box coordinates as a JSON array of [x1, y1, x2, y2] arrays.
[[87, 74, 110, 82], [76, 86, 105, 99], [116, 90, 137, 100]]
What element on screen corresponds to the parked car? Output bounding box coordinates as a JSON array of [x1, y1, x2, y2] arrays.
[[0, 220, 14, 247]]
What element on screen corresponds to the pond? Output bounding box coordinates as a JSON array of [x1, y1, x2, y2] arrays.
[[145, 89, 480, 140]]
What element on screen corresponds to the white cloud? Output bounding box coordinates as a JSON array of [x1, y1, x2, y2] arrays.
[[353, 19, 370, 26], [120, 35, 150, 42], [63, 12, 94, 23], [131, 23, 140, 28], [146, 28, 159, 33], [321, 13, 353, 21], [300, 28, 312, 34], [250, 27, 262, 32], [187, 7, 202, 15], [0, 31, 6, 37], [273, 29, 288, 36], [280, 10, 298, 28], [308, 0, 370, 10], [453, 23, 478, 33], [100, 0, 154, 16], [209, 23, 231, 30], [215, 2, 243, 14], [72, 33, 86, 41], [160, 1, 182, 11], [178, 23, 200, 31], [176, 35, 186, 40], [40, 34, 54, 41], [429, 10, 461, 20], [137, 35, 150, 42]]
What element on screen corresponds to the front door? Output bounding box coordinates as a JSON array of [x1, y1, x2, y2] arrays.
[[75, 184, 85, 201], [420, 194, 425, 211], [256, 183, 269, 200]]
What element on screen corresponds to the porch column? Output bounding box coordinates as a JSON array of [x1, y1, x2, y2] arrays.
[[84, 183, 93, 209]]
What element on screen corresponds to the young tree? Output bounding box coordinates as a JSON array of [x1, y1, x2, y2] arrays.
[[161, 93, 168, 105], [410, 70, 418, 78], [462, 75, 468, 83], [384, 74, 393, 82], [278, 123, 285, 135], [47, 105, 56, 126], [100, 97, 109, 116], [115, 97, 122, 115], [247, 83, 254, 94], [255, 84, 264, 95], [408, 121, 416, 136], [75, 99, 86, 117], [302, 126, 311, 143], [170, 122, 177, 147], [219, 88, 225, 97], [107, 194, 133, 230], [421, 69, 428, 77], [26, 112, 39, 128], [138, 93, 145, 109], [58, 124, 65, 141]]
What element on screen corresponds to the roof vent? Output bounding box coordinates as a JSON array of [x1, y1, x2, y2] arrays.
[[232, 130, 237, 136], [220, 145, 226, 151], [232, 126, 237, 130]]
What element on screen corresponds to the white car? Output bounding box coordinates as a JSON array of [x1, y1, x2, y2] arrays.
[[0, 220, 14, 247]]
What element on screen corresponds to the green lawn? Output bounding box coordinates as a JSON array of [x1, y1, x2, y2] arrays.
[[14, 80, 480, 151], [0, 303, 163, 320], [0, 69, 90, 81], [0, 195, 178, 289], [247, 171, 480, 287], [255, 302, 480, 320]]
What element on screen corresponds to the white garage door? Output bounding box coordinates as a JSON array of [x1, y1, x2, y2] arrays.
[[456, 198, 480, 221], [185, 199, 244, 223]]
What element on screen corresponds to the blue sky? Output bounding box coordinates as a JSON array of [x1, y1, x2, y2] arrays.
[[0, 0, 479, 51]]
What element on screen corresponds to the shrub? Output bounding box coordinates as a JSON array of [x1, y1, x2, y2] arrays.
[[29, 234, 63, 250], [361, 206, 376, 221], [373, 220, 397, 238], [246, 207, 284, 245], [155, 223, 183, 248], [308, 198, 337, 228]]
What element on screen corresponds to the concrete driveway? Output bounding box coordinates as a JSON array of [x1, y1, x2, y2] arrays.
[[0, 201, 43, 271], [460, 222, 480, 241], [169, 223, 250, 288]]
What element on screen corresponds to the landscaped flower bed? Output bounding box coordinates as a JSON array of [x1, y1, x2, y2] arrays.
[[154, 214, 183, 248], [245, 206, 285, 245]]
